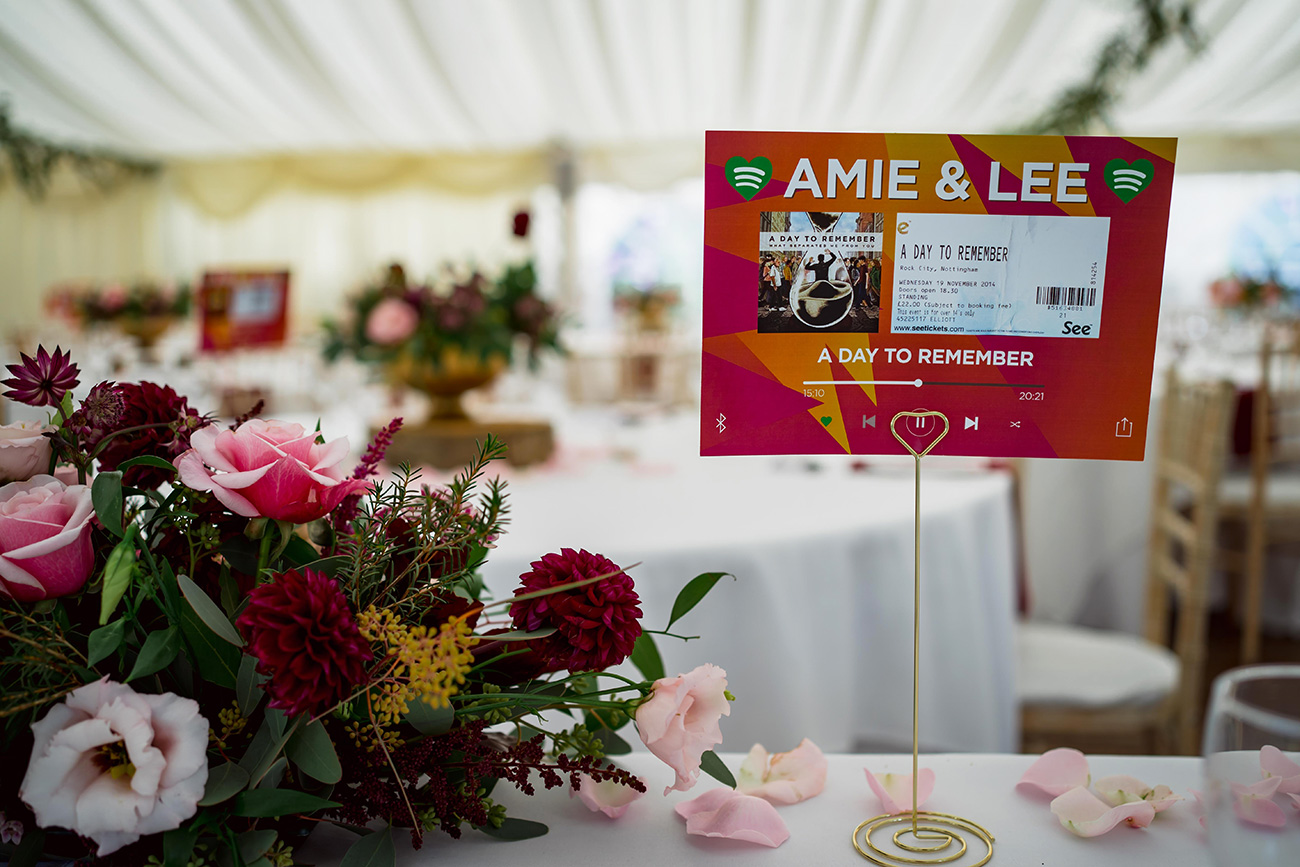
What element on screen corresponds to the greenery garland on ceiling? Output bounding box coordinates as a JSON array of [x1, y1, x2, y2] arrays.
[[1023, 0, 1203, 135], [0, 102, 160, 199]]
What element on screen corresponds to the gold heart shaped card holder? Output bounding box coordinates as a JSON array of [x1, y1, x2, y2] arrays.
[[852, 410, 995, 866]]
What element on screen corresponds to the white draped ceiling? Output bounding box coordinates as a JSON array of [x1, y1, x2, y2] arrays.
[[1, 0, 1298, 163]]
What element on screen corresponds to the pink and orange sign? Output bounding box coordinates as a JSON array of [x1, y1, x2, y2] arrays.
[[702, 131, 1176, 460]]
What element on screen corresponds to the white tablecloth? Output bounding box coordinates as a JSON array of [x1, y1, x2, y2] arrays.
[[300, 752, 1217, 866], [476, 457, 1018, 754]]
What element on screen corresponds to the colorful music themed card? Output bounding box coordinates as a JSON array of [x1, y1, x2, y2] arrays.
[[701, 132, 1176, 460]]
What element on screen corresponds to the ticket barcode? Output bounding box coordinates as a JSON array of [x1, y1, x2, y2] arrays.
[[1035, 286, 1098, 306]]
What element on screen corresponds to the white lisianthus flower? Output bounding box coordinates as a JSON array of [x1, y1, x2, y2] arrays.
[[20, 679, 209, 856]]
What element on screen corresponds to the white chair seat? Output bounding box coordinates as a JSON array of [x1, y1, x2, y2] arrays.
[[1219, 466, 1300, 507], [1016, 621, 1179, 708]]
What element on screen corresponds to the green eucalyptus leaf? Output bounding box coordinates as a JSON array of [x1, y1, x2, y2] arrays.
[[477, 817, 548, 841], [126, 626, 180, 681], [700, 749, 736, 788], [286, 719, 342, 784], [177, 603, 239, 689], [592, 727, 632, 755], [163, 824, 201, 867], [87, 618, 126, 667], [9, 826, 46, 867], [91, 470, 123, 537], [236, 653, 265, 716], [629, 633, 664, 682], [667, 572, 732, 630], [489, 627, 557, 641], [116, 454, 178, 474], [178, 573, 244, 646], [340, 827, 395, 867], [236, 829, 278, 864], [98, 525, 139, 625], [232, 788, 339, 818], [198, 762, 249, 806], [405, 699, 454, 736]]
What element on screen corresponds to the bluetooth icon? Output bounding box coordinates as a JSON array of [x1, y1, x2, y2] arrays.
[[715, 413, 726, 433]]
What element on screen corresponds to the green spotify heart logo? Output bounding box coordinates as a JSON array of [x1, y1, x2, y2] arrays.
[[820, 416, 833, 427], [725, 156, 773, 200], [1104, 158, 1154, 203]]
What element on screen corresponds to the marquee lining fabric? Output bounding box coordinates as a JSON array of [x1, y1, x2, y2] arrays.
[[1, 0, 1297, 162]]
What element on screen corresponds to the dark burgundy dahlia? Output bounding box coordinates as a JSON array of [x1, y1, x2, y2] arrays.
[[236, 568, 373, 718], [508, 548, 642, 672], [95, 381, 208, 487]]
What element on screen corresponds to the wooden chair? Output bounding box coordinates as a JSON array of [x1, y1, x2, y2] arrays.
[[1219, 322, 1300, 662], [1018, 369, 1235, 755]]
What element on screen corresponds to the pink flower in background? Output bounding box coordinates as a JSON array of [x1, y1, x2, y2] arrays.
[[0, 475, 95, 601], [636, 663, 730, 795], [1050, 785, 1156, 836], [174, 419, 369, 524], [675, 787, 789, 847], [0, 421, 53, 483], [100, 283, 128, 312], [570, 772, 645, 818], [865, 768, 935, 814], [19, 679, 209, 856], [737, 739, 827, 805], [364, 297, 419, 345]]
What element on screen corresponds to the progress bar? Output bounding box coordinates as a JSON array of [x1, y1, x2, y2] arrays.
[[802, 380, 1046, 388]]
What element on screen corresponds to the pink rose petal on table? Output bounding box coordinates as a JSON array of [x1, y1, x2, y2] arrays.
[[570, 773, 645, 818], [736, 739, 827, 805], [1287, 793, 1300, 810], [1050, 785, 1156, 836], [1190, 789, 1208, 830], [1017, 748, 1091, 798], [1260, 745, 1300, 794], [680, 790, 789, 848], [1231, 778, 1287, 828], [865, 768, 935, 814], [1093, 775, 1183, 813]]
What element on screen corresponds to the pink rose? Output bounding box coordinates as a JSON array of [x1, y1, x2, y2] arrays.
[[0, 475, 95, 601], [636, 663, 730, 795], [20, 679, 209, 856], [364, 297, 419, 345], [0, 420, 54, 483], [174, 419, 370, 524]]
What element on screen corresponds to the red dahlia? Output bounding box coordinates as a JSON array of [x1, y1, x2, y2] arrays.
[[236, 568, 372, 718], [95, 381, 209, 487], [508, 548, 642, 672]]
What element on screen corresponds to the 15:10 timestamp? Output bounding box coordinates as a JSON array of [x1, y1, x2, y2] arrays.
[[804, 388, 826, 398]]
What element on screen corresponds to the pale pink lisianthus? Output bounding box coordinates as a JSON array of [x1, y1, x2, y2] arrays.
[[364, 297, 419, 345], [1231, 777, 1287, 828], [19, 679, 209, 856], [737, 739, 826, 805], [636, 663, 730, 795], [0, 474, 95, 601], [174, 419, 369, 524], [1261, 745, 1300, 793], [570, 773, 645, 818], [0, 421, 54, 484]]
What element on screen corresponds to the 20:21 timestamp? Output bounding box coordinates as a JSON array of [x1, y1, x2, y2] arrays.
[[1019, 390, 1045, 401]]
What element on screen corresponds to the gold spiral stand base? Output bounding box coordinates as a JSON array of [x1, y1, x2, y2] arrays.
[[853, 811, 995, 866], [851, 413, 994, 864]]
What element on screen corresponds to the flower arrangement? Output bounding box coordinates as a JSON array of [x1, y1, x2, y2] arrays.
[[1208, 274, 1295, 311], [47, 280, 192, 329], [323, 262, 561, 378], [613, 284, 679, 333], [0, 345, 730, 867]]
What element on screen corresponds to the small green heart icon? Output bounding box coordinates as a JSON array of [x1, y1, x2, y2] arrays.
[[820, 416, 833, 427], [725, 156, 773, 200], [1104, 158, 1154, 203]]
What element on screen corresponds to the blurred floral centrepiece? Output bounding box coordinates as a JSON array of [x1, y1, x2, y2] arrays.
[[323, 261, 561, 420], [0, 345, 730, 866]]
